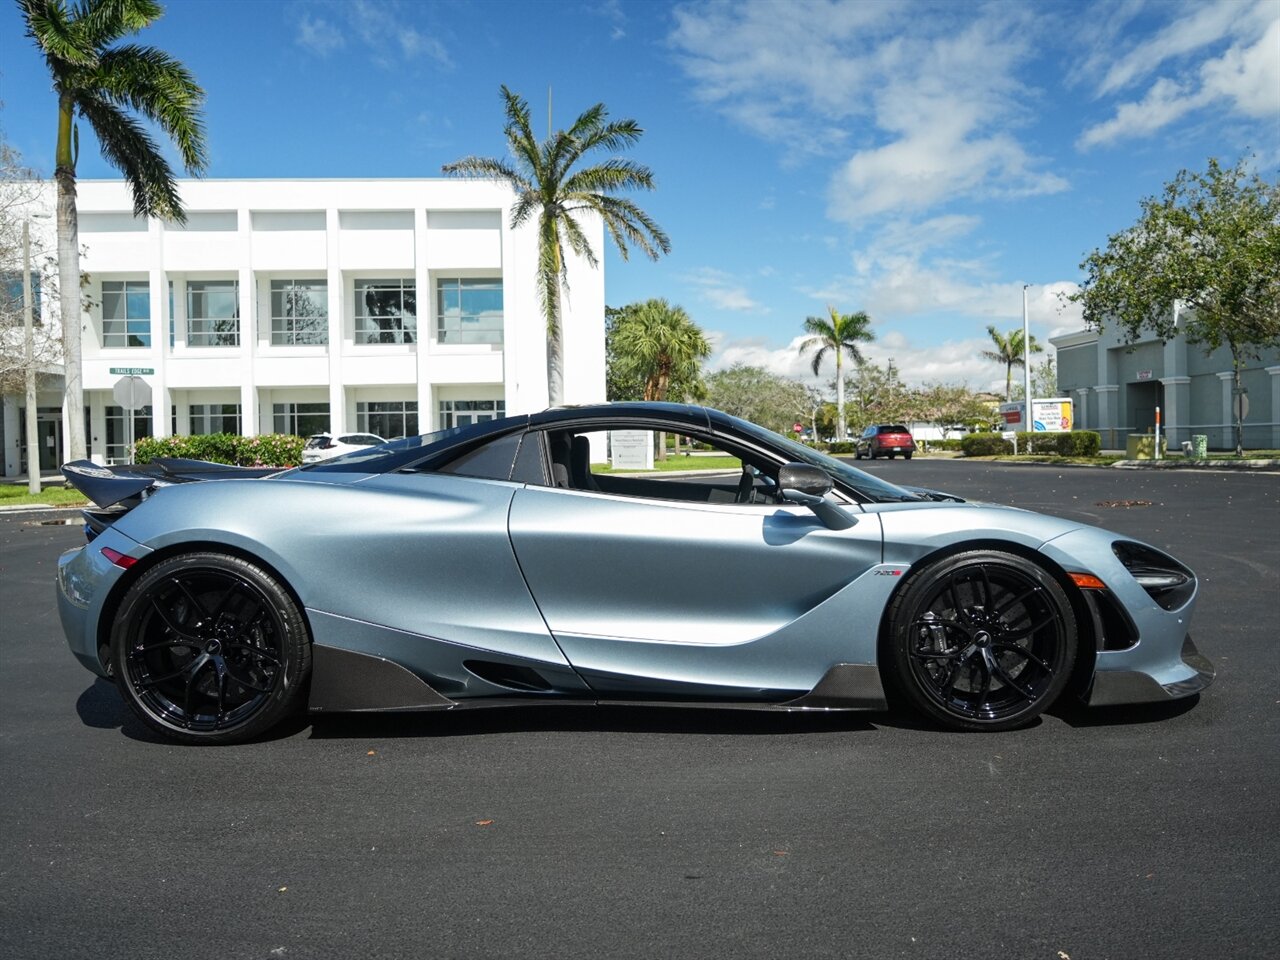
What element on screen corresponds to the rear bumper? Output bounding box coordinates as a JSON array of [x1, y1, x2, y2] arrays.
[[1088, 635, 1215, 706]]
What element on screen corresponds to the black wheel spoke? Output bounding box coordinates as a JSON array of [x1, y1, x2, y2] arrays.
[[977, 565, 994, 610], [974, 656, 993, 712], [148, 598, 201, 643], [910, 647, 966, 661], [214, 663, 228, 722], [909, 617, 964, 630], [183, 657, 209, 721], [993, 642, 1054, 675], [1002, 614, 1056, 641], [992, 659, 1038, 702], [209, 581, 248, 621], [140, 638, 198, 652], [947, 573, 969, 622], [994, 585, 1040, 618], [224, 641, 281, 666], [137, 661, 196, 687], [171, 577, 211, 619]]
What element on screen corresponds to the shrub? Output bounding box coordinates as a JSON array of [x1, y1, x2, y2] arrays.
[[960, 432, 1014, 456], [133, 433, 305, 467], [826, 441, 856, 455], [1013, 431, 1103, 456]]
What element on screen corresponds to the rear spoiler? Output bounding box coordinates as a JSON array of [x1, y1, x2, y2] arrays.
[[62, 458, 280, 509]]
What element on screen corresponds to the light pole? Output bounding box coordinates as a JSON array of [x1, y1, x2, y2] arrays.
[[1022, 284, 1032, 431]]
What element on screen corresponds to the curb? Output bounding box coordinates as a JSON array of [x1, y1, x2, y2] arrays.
[[1112, 458, 1280, 472]]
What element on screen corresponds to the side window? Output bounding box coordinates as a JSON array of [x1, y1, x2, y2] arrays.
[[436, 431, 523, 481], [510, 434, 548, 485]]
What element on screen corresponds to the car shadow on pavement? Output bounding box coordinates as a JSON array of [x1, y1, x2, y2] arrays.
[[307, 703, 887, 740], [1050, 694, 1201, 727]]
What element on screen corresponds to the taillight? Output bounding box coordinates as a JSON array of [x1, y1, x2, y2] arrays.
[[101, 547, 138, 569]]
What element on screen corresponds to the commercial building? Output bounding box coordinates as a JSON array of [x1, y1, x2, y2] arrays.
[[1052, 314, 1280, 450], [1, 178, 606, 475]]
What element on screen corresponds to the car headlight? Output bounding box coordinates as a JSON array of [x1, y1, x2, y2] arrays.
[[1111, 540, 1196, 611]]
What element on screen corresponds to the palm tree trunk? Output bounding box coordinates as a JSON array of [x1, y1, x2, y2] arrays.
[[834, 349, 845, 440], [56, 94, 86, 462], [546, 321, 564, 408], [1005, 361, 1013, 403]]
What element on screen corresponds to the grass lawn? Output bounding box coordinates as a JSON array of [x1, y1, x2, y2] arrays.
[[593, 455, 742, 474], [0, 484, 89, 509]]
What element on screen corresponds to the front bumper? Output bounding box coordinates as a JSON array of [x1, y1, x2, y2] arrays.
[[1088, 634, 1216, 706]]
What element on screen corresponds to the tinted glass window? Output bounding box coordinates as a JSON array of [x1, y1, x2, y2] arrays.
[[879, 425, 909, 434], [510, 434, 547, 484], [436, 430, 523, 480]]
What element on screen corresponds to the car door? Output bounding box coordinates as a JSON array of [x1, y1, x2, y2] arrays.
[[507, 427, 885, 699]]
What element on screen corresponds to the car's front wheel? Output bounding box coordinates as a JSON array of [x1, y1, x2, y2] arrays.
[[884, 550, 1077, 731], [110, 552, 311, 745]]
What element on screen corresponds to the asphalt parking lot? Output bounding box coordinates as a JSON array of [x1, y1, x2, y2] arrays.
[[2, 461, 1277, 960]]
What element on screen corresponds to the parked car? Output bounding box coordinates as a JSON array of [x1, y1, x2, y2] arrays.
[[57, 402, 1211, 744], [301, 432, 386, 463], [855, 424, 917, 460]]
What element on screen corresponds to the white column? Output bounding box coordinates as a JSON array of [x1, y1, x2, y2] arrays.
[[1160, 376, 1190, 447], [2, 395, 19, 477], [414, 207, 432, 430], [1267, 366, 1280, 450], [326, 208, 344, 435], [1074, 388, 1089, 430], [1094, 384, 1119, 449], [1217, 371, 1234, 449], [149, 218, 171, 437], [89, 401, 107, 465], [238, 208, 257, 436]]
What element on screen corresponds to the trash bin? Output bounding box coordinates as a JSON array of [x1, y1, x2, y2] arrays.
[[1192, 435, 1208, 459]]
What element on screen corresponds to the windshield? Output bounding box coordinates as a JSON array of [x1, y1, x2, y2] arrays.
[[721, 414, 924, 503]]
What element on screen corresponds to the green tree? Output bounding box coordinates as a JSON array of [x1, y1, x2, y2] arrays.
[[982, 325, 1042, 402], [705, 364, 811, 436], [1072, 157, 1280, 456], [18, 0, 208, 462], [798, 306, 873, 438], [444, 86, 669, 407]]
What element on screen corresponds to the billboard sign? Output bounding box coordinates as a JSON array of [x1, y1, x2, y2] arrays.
[[1031, 398, 1073, 432]]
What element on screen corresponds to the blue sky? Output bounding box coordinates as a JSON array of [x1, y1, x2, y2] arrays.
[[2, 0, 1277, 393]]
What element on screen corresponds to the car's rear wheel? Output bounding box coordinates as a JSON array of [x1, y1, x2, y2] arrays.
[[110, 552, 310, 745], [904, 452, 913, 460], [884, 550, 1076, 731]]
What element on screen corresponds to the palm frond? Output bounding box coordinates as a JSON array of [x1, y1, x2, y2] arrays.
[[19, 0, 98, 72], [74, 0, 162, 46], [561, 158, 656, 196], [90, 44, 206, 172], [557, 210, 599, 269], [574, 194, 671, 260], [76, 91, 184, 219]]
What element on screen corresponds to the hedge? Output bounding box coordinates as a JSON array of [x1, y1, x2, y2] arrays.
[[961, 430, 1102, 457], [825, 441, 856, 455], [133, 433, 306, 467]]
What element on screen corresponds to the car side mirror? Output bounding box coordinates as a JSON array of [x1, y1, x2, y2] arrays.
[[778, 463, 855, 530]]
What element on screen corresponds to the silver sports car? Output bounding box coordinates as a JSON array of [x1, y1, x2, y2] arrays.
[[56, 403, 1213, 744]]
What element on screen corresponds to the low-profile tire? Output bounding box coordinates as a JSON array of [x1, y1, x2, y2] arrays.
[[110, 552, 311, 745], [884, 549, 1077, 731]]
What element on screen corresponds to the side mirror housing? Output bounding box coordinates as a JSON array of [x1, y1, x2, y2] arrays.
[[778, 462, 855, 530]]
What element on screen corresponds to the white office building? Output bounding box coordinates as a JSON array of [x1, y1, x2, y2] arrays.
[[1, 178, 606, 474]]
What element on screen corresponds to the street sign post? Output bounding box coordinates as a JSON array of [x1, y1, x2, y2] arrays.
[[112, 375, 152, 464]]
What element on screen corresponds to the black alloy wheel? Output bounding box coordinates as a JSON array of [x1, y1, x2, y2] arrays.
[[111, 552, 310, 744], [885, 550, 1077, 731]]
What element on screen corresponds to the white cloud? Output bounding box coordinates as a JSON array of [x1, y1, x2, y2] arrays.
[[295, 1, 452, 69], [670, 2, 1066, 223], [295, 13, 344, 56], [1078, 0, 1278, 149], [684, 267, 765, 312]]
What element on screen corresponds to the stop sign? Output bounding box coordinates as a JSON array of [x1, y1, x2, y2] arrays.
[[113, 375, 152, 410]]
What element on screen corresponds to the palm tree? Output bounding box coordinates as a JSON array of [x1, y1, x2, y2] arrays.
[[611, 298, 709, 459], [982, 325, 1043, 401], [19, 0, 207, 462], [444, 86, 669, 407], [798, 306, 874, 439]]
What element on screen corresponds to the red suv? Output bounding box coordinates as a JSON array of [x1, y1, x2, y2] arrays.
[[854, 424, 916, 460]]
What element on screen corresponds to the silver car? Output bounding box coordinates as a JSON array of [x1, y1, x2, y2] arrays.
[[57, 403, 1213, 744]]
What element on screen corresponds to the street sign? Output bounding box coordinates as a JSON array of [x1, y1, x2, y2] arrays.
[[793, 422, 804, 433], [109, 367, 154, 376], [113, 375, 152, 411]]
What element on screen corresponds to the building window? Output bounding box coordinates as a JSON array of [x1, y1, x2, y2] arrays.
[[2, 272, 41, 324], [105, 404, 152, 463], [273, 402, 329, 437], [437, 278, 503, 345], [102, 280, 150, 348], [187, 280, 240, 347], [356, 401, 418, 439], [270, 279, 328, 346], [189, 403, 242, 435], [354, 278, 415, 344], [438, 399, 505, 429]]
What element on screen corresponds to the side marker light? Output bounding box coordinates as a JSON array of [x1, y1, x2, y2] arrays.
[[101, 547, 138, 569], [1069, 572, 1107, 590]]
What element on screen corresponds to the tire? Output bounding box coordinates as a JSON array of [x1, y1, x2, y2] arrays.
[[110, 552, 311, 745], [854, 448, 863, 460], [884, 550, 1077, 731], [904, 452, 913, 460]]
